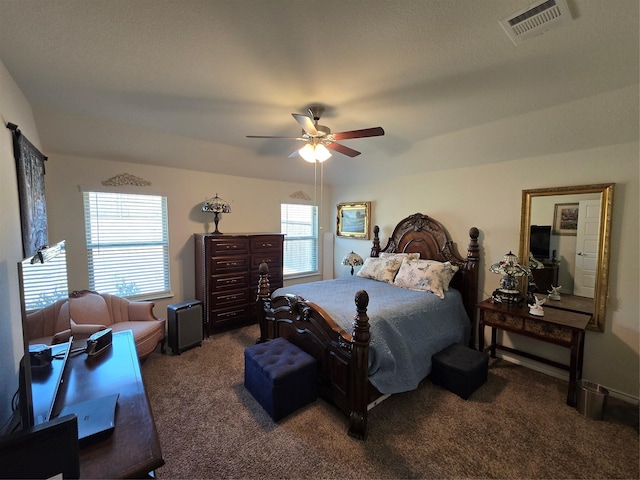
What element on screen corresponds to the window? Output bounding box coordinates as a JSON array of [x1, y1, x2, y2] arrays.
[[19, 241, 69, 311], [281, 204, 318, 276], [83, 191, 170, 299]]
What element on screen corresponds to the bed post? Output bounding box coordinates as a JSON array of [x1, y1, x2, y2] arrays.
[[465, 227, 480, 346], [256, 262, 271, 343], [348, 289, 370, 440], [370, 225, 380, 257]]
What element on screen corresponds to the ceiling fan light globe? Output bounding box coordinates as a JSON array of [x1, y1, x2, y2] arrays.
[[299, 144, 317, 162], [315, 144, 332, 162]]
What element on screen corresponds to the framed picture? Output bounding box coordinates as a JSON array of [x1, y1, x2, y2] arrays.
[[553, 203, 579, 236], [9, 124, 49, 257], [336, 202, 371, 239]]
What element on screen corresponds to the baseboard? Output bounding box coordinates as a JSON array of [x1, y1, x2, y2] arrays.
[[494, 352, 640, 405]]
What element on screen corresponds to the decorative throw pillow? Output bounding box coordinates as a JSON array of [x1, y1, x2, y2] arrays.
[[393, 258, 459, 299], [357, 256, 404, 284]]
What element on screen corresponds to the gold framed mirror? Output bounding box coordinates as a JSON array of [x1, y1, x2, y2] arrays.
[[519, 183, 614, 332]]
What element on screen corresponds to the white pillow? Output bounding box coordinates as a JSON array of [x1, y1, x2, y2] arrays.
[[393, 258, 459, 299], [357, 256, 404, 284]]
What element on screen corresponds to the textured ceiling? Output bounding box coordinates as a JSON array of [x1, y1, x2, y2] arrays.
[[0, 0, 638, 186]]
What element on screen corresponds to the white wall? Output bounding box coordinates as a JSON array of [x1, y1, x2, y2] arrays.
[[331, 143, 639, 400], [44, 154, 333, 317], [0, 61, 43, 428]]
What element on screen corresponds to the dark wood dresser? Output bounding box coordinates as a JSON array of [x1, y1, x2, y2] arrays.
[[194, 233, 284, 333]]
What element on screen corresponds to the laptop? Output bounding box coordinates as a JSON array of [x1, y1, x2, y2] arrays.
[[58, 393, 119, 443]]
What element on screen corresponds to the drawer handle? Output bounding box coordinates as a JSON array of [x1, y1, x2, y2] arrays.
[[220, 310, 243, 318], [219, 293, 243, 301], [262, 243, 273, 248]]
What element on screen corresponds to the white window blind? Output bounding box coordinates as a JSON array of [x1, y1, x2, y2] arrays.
[[19, 241, 69, 311], [83, 191, 170, 299], [281, 204, 318, 276]]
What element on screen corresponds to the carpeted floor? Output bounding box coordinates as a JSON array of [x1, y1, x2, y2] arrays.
[[141, 324, 638, 479]]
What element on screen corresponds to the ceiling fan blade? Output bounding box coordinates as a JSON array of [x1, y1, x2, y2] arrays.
[[332, 127, 385, 140], [326, 142, 361, 157], [246, 135, 306, 140], [292, 113, 318, 136]]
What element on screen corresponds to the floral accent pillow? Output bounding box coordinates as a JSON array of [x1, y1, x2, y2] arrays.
[[393, 258, 459, 299], [357, 256, 404, 284]]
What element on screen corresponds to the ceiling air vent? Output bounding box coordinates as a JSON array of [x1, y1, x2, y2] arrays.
[[500, 0, 572, 45]]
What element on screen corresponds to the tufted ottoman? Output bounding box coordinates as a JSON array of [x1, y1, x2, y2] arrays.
[[244, 337, 317, 421], [431, 343, 489, 399]]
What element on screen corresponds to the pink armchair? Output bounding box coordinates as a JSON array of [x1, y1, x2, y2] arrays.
[[26, 290, 165, 359]]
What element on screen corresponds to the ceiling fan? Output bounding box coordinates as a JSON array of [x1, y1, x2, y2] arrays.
[[246, 106, 384, 162]]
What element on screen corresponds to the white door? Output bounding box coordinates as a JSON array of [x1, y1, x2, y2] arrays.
[[574, 199, 601, 297]]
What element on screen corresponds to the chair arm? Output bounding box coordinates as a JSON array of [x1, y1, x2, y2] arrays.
[[71, 323, 107, 337], [127, 301, 158, 322], [52, 329, 72, 344]]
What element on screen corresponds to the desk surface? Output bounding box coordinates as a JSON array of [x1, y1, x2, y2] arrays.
[[53, 330, 164, 479], [477, 298, 590, 331]]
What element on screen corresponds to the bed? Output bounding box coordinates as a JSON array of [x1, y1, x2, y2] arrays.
[[256, 213, 480, 439]]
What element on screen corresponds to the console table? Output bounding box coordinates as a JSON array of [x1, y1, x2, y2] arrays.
[[53, 330, 164, 478], [477, 298, 590, 406]]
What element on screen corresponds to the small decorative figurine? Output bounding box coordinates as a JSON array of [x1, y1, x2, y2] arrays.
[[548, 285, 562, 301], [528, 295, 546, 316]]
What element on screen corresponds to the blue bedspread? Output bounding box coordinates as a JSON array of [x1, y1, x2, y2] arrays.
[[273, 276, 470, 394]]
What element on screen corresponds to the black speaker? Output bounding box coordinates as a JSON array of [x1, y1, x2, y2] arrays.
[[167, 300, 203, 354]]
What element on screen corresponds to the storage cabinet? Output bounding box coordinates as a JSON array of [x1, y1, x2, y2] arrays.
[[195, 233, 284, 333]]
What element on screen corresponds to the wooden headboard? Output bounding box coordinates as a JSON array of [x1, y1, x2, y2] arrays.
[[370, 213, 480, 326]]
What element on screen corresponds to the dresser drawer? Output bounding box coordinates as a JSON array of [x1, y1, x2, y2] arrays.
[[250, 253, 282, 270], [209, 255, 250, 274], [250, 235, 282, 253], [210, 287, 251, 310], [210, 272, 250, 292], [484, 309, 523, 330], [208, 237, 250, 256], [209, 305, 250, 328], [525, 319, 572, 343]]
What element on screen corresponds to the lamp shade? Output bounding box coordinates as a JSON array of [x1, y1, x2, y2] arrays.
[[489, 251, 529, 277], [201, 193, 231, 214], [528, 252, 545, 270], [342, 251, 364, 275]]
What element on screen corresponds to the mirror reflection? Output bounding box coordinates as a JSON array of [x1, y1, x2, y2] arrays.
[[519, 184, 614, 332]]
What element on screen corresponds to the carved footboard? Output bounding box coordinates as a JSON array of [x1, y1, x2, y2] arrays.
[[256, 263, 372, 439]]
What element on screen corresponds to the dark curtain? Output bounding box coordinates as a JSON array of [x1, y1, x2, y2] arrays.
[[7, 123, 48, 258]]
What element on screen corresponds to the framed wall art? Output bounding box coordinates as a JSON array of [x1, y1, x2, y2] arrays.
[[336, 202, 371, 239], [552, 202, 579, 236], [8, 123, 49, 257]]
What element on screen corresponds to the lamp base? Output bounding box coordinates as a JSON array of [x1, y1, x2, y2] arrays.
[[491, 288, 524, 307], [212, 212, 223, 235]]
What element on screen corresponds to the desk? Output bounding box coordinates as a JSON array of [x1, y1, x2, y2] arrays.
[[53, 330, 164, 478], [477, 299, 590, 406]]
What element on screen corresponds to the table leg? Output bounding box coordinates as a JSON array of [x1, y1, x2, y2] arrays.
[[490, 327, 497, 358], [567, 330, 581, 406], [478, 310, 485, 352]]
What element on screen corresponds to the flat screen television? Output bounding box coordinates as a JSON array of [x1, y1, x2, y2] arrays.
[[529, 225, 551, 260], [15, 241, 69, 432]]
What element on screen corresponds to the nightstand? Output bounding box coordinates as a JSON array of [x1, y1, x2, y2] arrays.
[[477, 298, 590, 406]]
